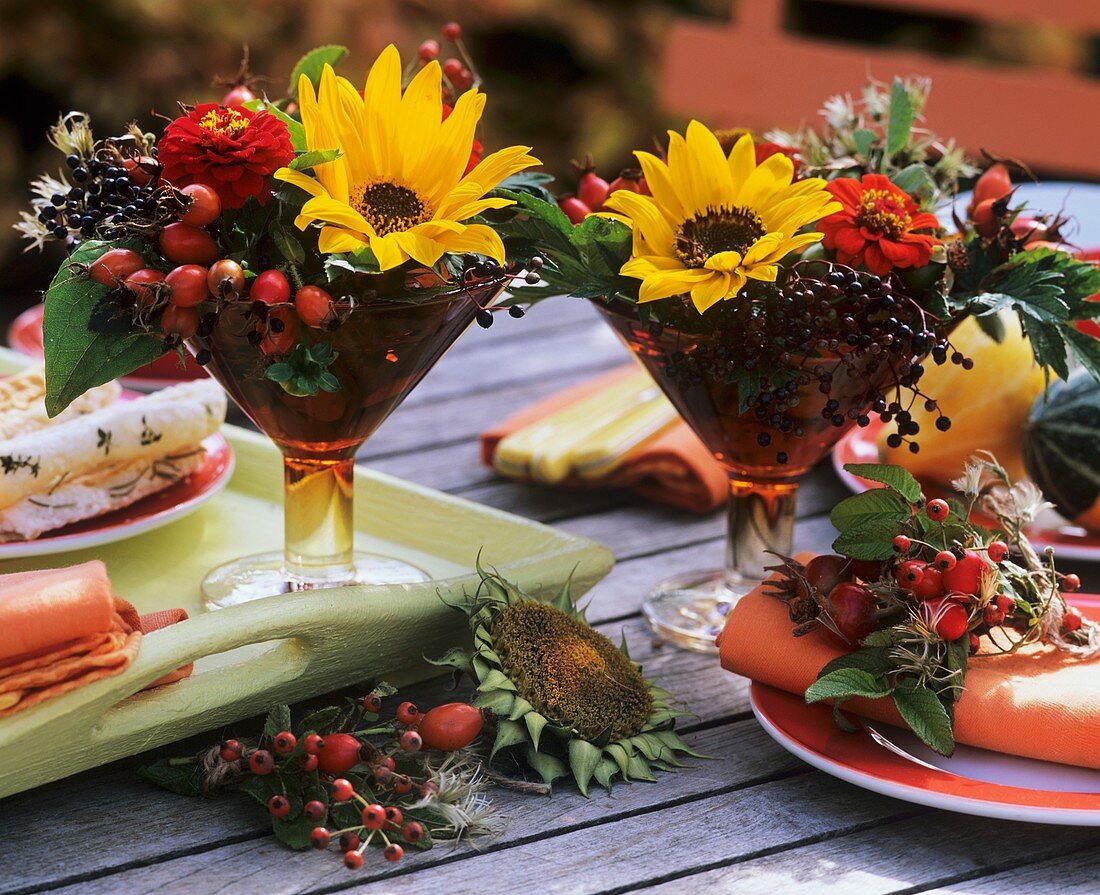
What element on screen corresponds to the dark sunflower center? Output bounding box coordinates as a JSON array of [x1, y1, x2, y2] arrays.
[[675, 205, 766, 268], [350, 180, 432, 236], [492, 601, 653, 742], [856, 188, 911, 239]]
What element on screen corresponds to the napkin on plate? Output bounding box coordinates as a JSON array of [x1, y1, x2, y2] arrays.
[[0, 560, 192, 717], [718, 555, 1100, 770], [480, 366, 728, 513]]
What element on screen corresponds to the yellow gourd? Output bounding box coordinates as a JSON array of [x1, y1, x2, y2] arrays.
[[877, 313, 1046, 484]]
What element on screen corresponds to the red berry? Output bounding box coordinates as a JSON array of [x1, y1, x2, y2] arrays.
[[317, 733, 361, 775], [895, 561, 925, 587], [607, 173, 645, 196], [969, 632, 982, 654], [219, 739, 241, 762], [1063, 573, 1081, 593], [927, 599, 969, 641], [303, 800, 326, 822], [161, 305, 199, 340], [379, 755, 397, 771], [452, 66, 473, 89], [925, 499, 950, 522], [577, 171, 611, 212], [159, 223, 218, 265], [417, 703, 485, 751], [338, 832, 361, 851], [392, 774, 413, 795], [396, 702, 420, 727], [123, 156, 158, 187], [310, 827, 330, 849], [90, 248, 144, 286], [343, 851, 363, 871], [892, 535, 912, 553], [419, 780, 439, 798], [222, 85, 256, 106], [267, 794, 291, 817], [987, 541, 1009, 563], [361, 803, 386, 830], [179, 183, 222, 227], [363, 693, 382, 713], [165, 264, 209, 308], [441, 21, 461, 40], [824, 583, 878, 645], [983, 604, 1005, 626], [941, 550, 992, 597], [207, 259, 246, 299], [403, 821, 425, 843], [373, 765, 393, 786], [848, 559, 884, 582], [912, 566, 945, 601], [934, 551, 958, 572], [1064, 610, 1083, 632], [400, 730, 423, 752], [558, 196, 591, 225], [971, 198, 1001, 238], [303, 733, 324, 754], [801, 554, 853, 596], [294, 285, 332, 327], [384, 806, 403, 828], [273, 731, 297, 755], [972, 163, 1012, 207], [300, 753, 319, 772], [124, 268, 166, 308], [330, 778, 354, 802], [442, 57, 464, 81], [418, 39, 440, 61], [260, 307, 298, 355], [251, 269, 291, 305], [384, 843, 404, 863], [994, 594, 1015, 614], [249, 749, 274, 775]]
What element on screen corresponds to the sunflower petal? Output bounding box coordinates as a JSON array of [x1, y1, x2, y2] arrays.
[[460, 145, 540, 196], [300, 195, 374, 235], [636, 267, 712, 303], [398, 60, 444, 188], [727, 134, 755, 194], [633, 151, 683, 224], [395, 229, 447, 268], [431, 222, 506, 263], [273, 167, 329, 198], [685, 120, 734, 206], [370, 233, 408, 271], [602, 191, 675, 256], [317, 226, 368, 253], [689, 272, 734, 313], [362, 44, 402, 174]]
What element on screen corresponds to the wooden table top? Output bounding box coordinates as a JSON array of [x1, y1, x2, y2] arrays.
[[2, 298, 1098, 895]]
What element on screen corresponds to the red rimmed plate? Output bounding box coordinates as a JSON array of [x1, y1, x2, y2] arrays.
[[0, 432, 233, 559], [7, 304, 207, 392], [833, 419, 1100, 562], [751, 595, 1100, 825]]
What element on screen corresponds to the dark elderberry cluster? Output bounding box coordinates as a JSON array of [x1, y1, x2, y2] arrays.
[[36, 148, 182, 248], [647, 261, 966, 464], [468, 256, 542, 328]]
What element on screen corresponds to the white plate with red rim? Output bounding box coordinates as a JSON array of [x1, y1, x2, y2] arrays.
[[750, 596, 1100, 825]]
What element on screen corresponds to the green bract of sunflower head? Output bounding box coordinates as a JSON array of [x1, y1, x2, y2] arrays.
[[431, 565, 699, 796]]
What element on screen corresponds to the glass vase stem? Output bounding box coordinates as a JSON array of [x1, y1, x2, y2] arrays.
[[725, 478, 797, 587], [283, 455, 356, 587]]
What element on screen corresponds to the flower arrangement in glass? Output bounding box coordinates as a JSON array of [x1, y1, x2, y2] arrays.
[[490, 77, 1100, 651], [18, 40, 541, 607]]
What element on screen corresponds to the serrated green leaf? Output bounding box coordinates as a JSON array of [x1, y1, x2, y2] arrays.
[[289, 148, 343, 171], [885, 77, 912, 157], [861, 629, 898, 648], [817, 646, 894, 679], [892, 683, 955, 755], [136, 758, 204, 797], [264, 704, 292, 738], [568, 739, 603, 796], [842, 463, 922, 503], [272, 226, 305, 265], [805, 667, 892, 704], [289, 45, 348, 97], [830, 488, 913, 559], [297, 706, 340, 736]]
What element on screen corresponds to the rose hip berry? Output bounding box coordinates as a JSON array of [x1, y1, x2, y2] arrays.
[[442, 57, 464, 81], [396, 702, 420, 727], [1062, 573, 1081, 593], [267, 795, 290, 817], [310, 827, 331, 849], [165, 264, 209, 307], [251, 269, 291, 305], [1064, 611, 1083, 632], [207, 258, 245, 299], [558, 196, 590, 225], [318, 733, 361, 775], [934, 551, 958, 571], [400, 730, 423, 752], [802, 554, 853, 597], [329, 778, 354, 802], [124, 269, 166, 308], [892, 535, 912, 553], [392, 774, 413, 795], [294, 285, 332, 327], [441, 21, 461, 40], [942, 550, 991, 597], [928, 599, 969, 641], [417, 703, 486, 751], [159, 223, 218, 265], [384, 806, 403, 828], [824, 582, 878, 645], [249, 749, 274, 775], [222, 85, 256, 106], [361, 803, 386, 830], [362, 693, 382, 713], [339, 832, 361, 851], [343, 851, 363, 871], [925, 499, 950, 522], [303, 733, 324, 755], [994, 594, 1015, 614], [418, 39, 440, 61], [912, 565, 945, 600], [384, 844, 405, 863], [895, 561, 924, 587], [987, 541, 1009, 563], [303, 800, 326, 822], [219, 739, 242, 761], [577, 171, 611, 212], [273, 731, 297, 754], [403, 821, 425, 843], [179, 183, 222, 227], [300, 753, 319, 772], [90, 248, 144, 286], [161, 305, 199, 340]]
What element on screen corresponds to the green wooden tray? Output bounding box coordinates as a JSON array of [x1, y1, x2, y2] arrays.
[[0, 350, 614, 799]]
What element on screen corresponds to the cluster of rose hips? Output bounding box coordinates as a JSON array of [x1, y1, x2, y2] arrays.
[[417, 22, 476, 95], [965, 162, 1070, 252], [219, 697, 484, 872], [557, 158, 650, 225]]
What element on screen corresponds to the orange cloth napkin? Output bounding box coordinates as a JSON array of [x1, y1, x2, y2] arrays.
[[481, 367, 728, 513], [718, 556, 1100, 769], [0, 561, 192, 717]]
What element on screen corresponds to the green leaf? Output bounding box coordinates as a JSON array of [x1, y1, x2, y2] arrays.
[[524, 711, 548, 751], [297, 706, 340, 736], [289, 149, 343, 171], [885, 77, 913, 157], [568, 739, 603, 796], [497, 171, 557, 204], [288, 45, 348, 98], [842, 463, 921, 503], [805, 667, 893, 704], [817, 646, 894, 679], [490, 718, 528, 760], [592, 756, 620, 792], [136, 758, 204, 797], [43, 240, 166, 417], [524, 745, 568, 789], [264, 704, 293, 739], [830, 488, 913, 559], [892, 683, 955, 755], [890, 162, 936, 200], [325, 248, 380, 280], [264, 340, 340, 397], [852, 128, 877, 158], [425, 647, 473, 676], [1065, 327, 1100, 382], [265, 362, 294, 383], [271, 226, 305, 265]]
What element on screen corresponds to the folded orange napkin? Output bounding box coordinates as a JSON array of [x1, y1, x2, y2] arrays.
[[718, 555, 1100, 769], [481, 367, 728, 513], [0, 561, 192, 717]]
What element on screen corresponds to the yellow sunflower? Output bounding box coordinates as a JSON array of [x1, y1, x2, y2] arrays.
[[274, 45, 540, 270], [603, 121, 842, 313]]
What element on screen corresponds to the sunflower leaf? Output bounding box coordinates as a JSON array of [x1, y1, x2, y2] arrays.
[[524, 746, 567, 789], [568, 739, 603, 797], [424, 647, 473, 676], [626, 755, 657, 782], [473, 689, 515, 716], [288, 45, 349, 98], [508, 697, 534, 721], [477, 668, 517, 693], [490, 718, 528, 760], [524, 711, 548, 751], [593, 756, 620, 792]]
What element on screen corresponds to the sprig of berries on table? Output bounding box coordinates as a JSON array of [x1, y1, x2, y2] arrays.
[[764, 455, 1097, 755], [138, 685, 493, 872]]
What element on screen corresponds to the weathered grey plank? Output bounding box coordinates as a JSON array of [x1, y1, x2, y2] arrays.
[[917, 846, 1100, 895], [635, 811, 1100, 895], [23, 720, 808, 895]]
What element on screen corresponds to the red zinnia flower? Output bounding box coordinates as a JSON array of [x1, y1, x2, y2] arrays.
[[158, 103, 294, 209], [820, 174, 941, 276]]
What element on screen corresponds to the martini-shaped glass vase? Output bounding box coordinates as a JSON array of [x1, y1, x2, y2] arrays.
[[189, 280, 501, 608], [596, 296, 902, 652]]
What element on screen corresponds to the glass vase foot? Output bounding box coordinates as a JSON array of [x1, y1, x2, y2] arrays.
[[201, 550, 430, 609], [641, 569, 761, 653]]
